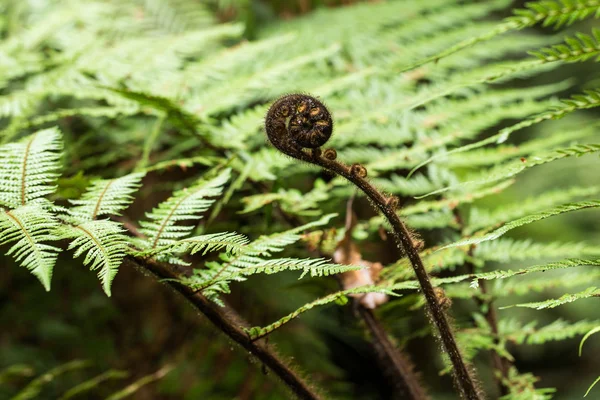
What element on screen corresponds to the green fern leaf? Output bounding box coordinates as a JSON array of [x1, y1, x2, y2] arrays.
[[444, 200, 600, 249], [57, 221, 130, 296], [0, 128, 62, 208], [245, 285, 394, 340], [501, 286, 600, 310], [139, 168, 230, 249], [69, 173, 144, 222], [0, 203, 61, 290]]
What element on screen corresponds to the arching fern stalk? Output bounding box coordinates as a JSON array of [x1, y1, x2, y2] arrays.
[[264, 94, 482, 400]]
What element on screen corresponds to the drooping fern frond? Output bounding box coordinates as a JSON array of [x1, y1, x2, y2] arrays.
[[57, 221, 130, 296], [0, 128, 62, 208], [0, 203, 61, 291], [58, 173, 145, 295]]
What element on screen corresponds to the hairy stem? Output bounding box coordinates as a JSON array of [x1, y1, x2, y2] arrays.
[[124, 256, 322, 400], [265, 93, 480, 398], [303, 150, 481, 399]]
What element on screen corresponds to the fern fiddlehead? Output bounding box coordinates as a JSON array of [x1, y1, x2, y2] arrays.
[[265, 94, 482, 400]]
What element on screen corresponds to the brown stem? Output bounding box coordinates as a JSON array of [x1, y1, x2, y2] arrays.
[[302, 151, 481, 399], [357, 305, 430, 400], [264, 93, 481, 398], [124, 256, 322, 400]]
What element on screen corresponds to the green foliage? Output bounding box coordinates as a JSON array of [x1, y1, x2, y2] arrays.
[[2, 0, 600, 398]]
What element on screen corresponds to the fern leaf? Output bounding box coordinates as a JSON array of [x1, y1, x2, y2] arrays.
[[0, 203, 61, 290], [501, 287, 600, 310], [502, 318, 600, 345], [468, 185, 600, 234], [57, 220, 130, 296], [531, 29, 600, 63], [444, 200, 600, 249], [245, 285, 394, 340], [412, 90, 600, 175], [69, 173, 144, 222], [139, 168, 230, 249], [136, 231, 249, 258], [398, 0, 600, 73], [422, 143, 600, 198], [213, 257, 360, 283], [0, 128, 62, 208]]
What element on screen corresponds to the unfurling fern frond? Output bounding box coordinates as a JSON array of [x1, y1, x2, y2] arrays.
[[0, 128, 62, 208], [57, 221, 130, 296], [0, 203, 61, 291], [139, 168, 231, 250]]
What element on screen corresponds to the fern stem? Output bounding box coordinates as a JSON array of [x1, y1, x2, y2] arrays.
[[265, 94, 482, 399], [124, 256, 323, 400], [312, 153, 481, 399]]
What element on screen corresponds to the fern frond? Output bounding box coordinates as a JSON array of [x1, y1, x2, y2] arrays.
[[69, 173, 144, 222], [503, 318, 600, 345], [0, 203, 61, 290], [0, 128, 62, 208], [136, 231, 249, 258], [531, 29, 600, 63], [468, 185, 600, 234], [445, 200, 600, 249], [423, 143, 600, 197], [57, 220, 129, 296], [214, 257, 360, 282], [414, 89, 600, 174], [245, 285, 394, 340], [139, 168, 230, 249], [398, 0, 600, 73], [502, 286, 600, 310], [475, 238, 600, 262]]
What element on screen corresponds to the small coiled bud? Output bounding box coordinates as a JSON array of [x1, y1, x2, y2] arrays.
[[265, 94, 333, 154], [350, 164, 367, 178], [323, 148, 337, 160]]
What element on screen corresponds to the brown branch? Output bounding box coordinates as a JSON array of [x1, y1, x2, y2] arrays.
[[124, 256, 322, 400]]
